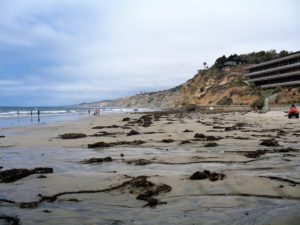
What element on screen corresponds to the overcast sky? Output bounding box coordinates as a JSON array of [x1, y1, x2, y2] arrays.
[[1, 0, 299, 106]]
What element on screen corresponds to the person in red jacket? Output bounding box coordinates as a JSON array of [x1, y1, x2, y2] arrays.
[[288, 104, 299, 118]]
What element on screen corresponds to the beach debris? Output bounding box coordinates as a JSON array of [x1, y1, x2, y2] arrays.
[[88, 140, 145, 148], [87, 142, 113, 148], [204, 142, 218, 147], [13, 176, 171, 209], [90, 131, 119, 137], [127, 159, 151, 165], [206, 135, 223, 141], [126, 115, 153, 127], [260, 139, 279, 147], [59, 133, 86, 139], [0, 135, 5, 138], [180, 140, 191, 144], [244, 150, 267, 158], [0, 215, 20, 225], [81, 157, 113, 164], [194, 133, 206, 138], [122, 117, 131, 121], [161, 139, 175, 143], [120, 153, 124, 157], [37, 175, 47, 179], [189, 170, 225, 181], [0, 167, 53, 183], [19, 201, 39, 209], [183, 129, 193, 132], [92, 125, 119, 129], [127, 130, 140, 136]]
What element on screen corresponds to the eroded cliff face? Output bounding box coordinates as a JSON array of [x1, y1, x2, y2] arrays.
[[81, 66, 299, 109]]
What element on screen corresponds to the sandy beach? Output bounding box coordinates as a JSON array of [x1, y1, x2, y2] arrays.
[[0, 110, 300, 225]]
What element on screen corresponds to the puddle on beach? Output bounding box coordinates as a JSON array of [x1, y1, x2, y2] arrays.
[[1, 145, 300, 224]]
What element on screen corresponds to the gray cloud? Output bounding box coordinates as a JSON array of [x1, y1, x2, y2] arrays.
[[0, 0, 299, 105]]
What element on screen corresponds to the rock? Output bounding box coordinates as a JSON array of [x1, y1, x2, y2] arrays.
[[204, 142, 218, 147], [87, 142, 113, 148], [260, 139, 279, 147], [194, 133, 206, 138], [122, 117, 131, 121], [180, 140, 191, 144], [0, 215, 20, 225], [245, 150, 267, 158], [127, 159, 151, 165], [82, 157, 112, 164], [127, 130, 140, 136], [183, 129, 193, 132], [0, 167, 53, 183], [161, 139, 175, 143], [59, 133, 86, 139], [206, 135, 223, 141]]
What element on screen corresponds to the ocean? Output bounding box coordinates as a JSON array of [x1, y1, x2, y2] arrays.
[[0, 106, 138, 128]]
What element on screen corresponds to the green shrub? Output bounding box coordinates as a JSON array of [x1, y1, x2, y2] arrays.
[[251, 96, 265, 109], [271, 86, 283, 94], [217, 96, 233, 105]]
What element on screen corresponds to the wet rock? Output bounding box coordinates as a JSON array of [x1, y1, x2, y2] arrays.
[[204, 142, 218, 147], [19, 201, 39, 208], [190, 170, 225, 181], [81, 157, 113, 164], [245, 150, 267, 158], [180, 140, 191, 144], [161, 139, 174, 143], [183, 129, 193, 132], [127, 159, 151, 165], [127, 130, 140, 136], [122, 117, 131, 121], [0, 215, 20, 225], [59, 133, 86, 139], [260, 139, 279, 147], [87, 142, 113, 148], [0, 167, 53, 183], [194, 133, 206, 138]]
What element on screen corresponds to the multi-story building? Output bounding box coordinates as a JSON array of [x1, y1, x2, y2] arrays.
[[246, 51, 300, 88]]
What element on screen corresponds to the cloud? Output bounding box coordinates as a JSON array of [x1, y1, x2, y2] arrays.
[[0, 0, 300, 106]]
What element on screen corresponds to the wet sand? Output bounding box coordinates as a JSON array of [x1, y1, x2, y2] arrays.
[[0, 111, 300, 225]]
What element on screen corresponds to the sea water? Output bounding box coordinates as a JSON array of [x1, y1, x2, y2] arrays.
[[0, 106, 139, 128]]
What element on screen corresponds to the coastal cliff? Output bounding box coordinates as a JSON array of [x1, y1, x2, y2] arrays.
[[80, 65, 300, 110]]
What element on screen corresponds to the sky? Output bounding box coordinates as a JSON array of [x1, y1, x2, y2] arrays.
[[0, 0, 299, 106]]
